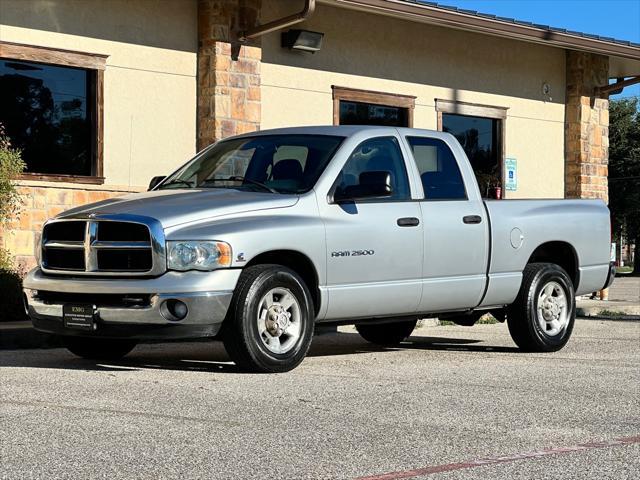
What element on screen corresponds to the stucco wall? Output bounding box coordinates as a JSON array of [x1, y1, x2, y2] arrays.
[[0, 0, 198, 189], [261, 2, 567, 199]]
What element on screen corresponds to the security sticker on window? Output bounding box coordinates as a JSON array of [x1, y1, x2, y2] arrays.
[[505, 158, 517, 191]]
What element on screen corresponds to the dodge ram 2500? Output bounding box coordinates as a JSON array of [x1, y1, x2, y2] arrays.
[[23, 126, 615, 372]]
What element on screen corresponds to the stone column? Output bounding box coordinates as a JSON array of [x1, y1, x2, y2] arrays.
[[564, 51, 610, 203], [197, 0, 262, 151]]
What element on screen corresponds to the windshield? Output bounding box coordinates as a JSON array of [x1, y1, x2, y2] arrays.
[[157, 134, 345, 194]]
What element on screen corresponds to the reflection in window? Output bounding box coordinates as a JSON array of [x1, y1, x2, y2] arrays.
[[442, 113, 500, 198], [336, 136, 410, 201], [0, 59, 95, 176], [339, 100, 408, 127]]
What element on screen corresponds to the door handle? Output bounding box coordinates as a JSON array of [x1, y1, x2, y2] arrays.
[[397, 217, 420, 227], [463, 215, 482, 224]]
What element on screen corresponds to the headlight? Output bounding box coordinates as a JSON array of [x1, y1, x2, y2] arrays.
[[167, 241, 232, 271]]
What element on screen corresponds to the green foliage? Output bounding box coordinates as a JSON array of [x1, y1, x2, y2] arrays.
[[0, 124, 27, 321], [0, 124, 26, 227], [609, 99, 640, 272]]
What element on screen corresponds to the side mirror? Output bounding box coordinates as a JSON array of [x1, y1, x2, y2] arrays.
[[334, 171, 393, 203], [148, 176, 166, 191]]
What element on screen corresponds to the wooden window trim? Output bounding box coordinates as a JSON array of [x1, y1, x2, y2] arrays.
[[18, 173, 106, 185], [435, 99, 508, 121], [0, 42, 107, 70], [332, 86, 416, 127], [0, 41, 106, 185], [436, 99, 507, 195]]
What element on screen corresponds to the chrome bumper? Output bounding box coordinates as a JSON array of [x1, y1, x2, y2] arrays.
[[25, 290, 233, 326], [22, 268, 241, 337]]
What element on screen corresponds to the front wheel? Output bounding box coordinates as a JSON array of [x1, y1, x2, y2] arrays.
[[356, 319, 417, 346], [65, 337, 137, 360], [507, 263, 576, 352], [222, 265, 314, 373]]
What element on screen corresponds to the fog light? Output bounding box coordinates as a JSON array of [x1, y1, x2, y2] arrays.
[[161, 299, 188, 321]]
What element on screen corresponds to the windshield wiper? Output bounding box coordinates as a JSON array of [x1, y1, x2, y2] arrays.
[[201, 176, 278, 193], [158, 179, 193, 189]]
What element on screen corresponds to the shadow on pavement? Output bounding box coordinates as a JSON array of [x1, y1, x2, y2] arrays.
[[0, 331, 518, 373]]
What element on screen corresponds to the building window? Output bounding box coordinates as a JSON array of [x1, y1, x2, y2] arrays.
[[332, 86, 415, 127], [0, 42, 106, 183], [436, 100, 507, 198]]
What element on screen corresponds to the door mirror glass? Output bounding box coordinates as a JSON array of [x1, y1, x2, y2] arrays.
[[334, 171, 393, 202], [148, 175, 166, 190]]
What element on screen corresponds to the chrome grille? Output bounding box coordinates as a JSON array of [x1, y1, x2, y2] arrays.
[[41, 215, 165, 276]]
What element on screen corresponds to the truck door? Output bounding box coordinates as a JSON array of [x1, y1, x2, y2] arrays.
[[403, 135, 489, 312], [319, 136, 423, 320]]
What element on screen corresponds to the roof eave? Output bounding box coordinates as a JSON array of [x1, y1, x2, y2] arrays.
[[325, 0, 640, 61]]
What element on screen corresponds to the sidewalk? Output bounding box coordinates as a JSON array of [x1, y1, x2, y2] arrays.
[[576, 275, 640, 319]]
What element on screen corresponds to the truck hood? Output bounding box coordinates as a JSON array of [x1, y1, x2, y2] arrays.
[[57, 189, 299, 228]]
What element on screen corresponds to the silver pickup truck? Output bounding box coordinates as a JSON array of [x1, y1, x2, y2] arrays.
[[23, 126, 615, 372]]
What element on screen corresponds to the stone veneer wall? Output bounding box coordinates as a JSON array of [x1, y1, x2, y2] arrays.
[[1, 183, 141, 272], [565, 51, 610, 203], [197, 0, 262, 151]]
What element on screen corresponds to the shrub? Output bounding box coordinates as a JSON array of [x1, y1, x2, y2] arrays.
[[0, 123, 27, 321]]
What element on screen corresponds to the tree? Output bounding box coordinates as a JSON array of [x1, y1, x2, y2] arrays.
[[609, 98, 640, 273]]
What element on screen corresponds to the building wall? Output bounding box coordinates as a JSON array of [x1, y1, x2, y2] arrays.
[[260, 2, 567, 199], [0, 0, 199, 188], [0, 0, 198, 271]]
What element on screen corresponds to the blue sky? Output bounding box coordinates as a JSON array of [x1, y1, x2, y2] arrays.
[[434, 0, 640, 99]]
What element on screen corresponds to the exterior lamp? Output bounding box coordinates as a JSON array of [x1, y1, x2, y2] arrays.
[[281, 29, 324, 52]]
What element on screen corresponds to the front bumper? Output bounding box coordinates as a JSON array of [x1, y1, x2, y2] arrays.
[[23, 268, 241, 339]]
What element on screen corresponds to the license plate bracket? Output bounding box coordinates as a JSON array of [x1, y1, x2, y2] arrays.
[[63, 304, 96, 331]]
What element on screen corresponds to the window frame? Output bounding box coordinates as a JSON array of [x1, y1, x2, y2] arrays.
[[328, 135, 412, 204], [435, 99, 508, 196], [332, 86, 416, 127], [0, 41, 107, 184]]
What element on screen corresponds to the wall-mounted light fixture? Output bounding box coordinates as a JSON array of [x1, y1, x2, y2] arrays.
[[281, 29, 324, 53]]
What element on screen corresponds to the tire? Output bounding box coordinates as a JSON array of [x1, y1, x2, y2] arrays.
[[222, 264, 314, 373], [355, 319, 417, 346], [65, 337, 137, 360], [507, 262, 576, 352]]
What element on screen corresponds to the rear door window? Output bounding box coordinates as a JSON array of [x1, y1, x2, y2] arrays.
[[407, 136, 467, 200]]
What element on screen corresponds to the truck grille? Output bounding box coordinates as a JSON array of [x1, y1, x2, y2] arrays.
[[41, 217, 164, 276]]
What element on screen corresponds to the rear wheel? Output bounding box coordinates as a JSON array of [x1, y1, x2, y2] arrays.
[[507, 262, 575, 352], [65, 337, 137, 360], [356, 319, 417, 346], [222, 264, 314, 373]]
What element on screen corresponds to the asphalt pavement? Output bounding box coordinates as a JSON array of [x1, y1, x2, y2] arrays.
[[1, 318, 638, 479]]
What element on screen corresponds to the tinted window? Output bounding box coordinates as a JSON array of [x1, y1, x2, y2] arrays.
[[0, 59, 94, 176], [339, 101, 409, 127], [334, 136, 410, 201], [407, 136, 466, 200], [159, 135, 344, 194], [442, 113, 500, 198]]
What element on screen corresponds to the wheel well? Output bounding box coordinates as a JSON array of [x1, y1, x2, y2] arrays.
[[245, 250, 321, 316], [527, 241, 579, 288]]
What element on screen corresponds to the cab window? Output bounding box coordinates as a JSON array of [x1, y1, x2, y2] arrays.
[[407, 136, 467, 200], [334, 137, 410, 201]]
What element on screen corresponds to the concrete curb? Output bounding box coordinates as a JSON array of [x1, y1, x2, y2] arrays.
[[576, 301, 640, 321]]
